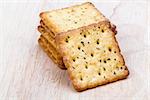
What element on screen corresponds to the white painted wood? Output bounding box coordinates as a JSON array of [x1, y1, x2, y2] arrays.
[[0, 0, 149, 100]]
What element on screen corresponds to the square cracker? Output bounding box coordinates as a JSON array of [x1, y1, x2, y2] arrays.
[[56, 22, 129, 91], [40, 2, 116, 34]]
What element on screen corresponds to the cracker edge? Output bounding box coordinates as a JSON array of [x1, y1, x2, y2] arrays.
[[38, 25, 56, 48], [40, 20, 55, 37], [38, 37, 57, 64], [38, 36, 66, 69], [37, 26, 66, 69]]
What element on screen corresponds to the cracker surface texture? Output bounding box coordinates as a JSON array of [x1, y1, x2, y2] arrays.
[[56, 22, 129, 91], [40, 2, 110, 33]]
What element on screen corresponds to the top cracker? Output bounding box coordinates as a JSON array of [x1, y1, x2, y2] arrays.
[[40, 2, 112, 33], [56, 22, 129, 91]]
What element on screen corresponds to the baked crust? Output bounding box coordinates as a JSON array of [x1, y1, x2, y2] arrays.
[[38, 26, 56, 48], [38, 35, 65, 69]]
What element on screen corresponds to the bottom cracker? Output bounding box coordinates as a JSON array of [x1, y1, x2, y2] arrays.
[[38, 36, 65, 69], [38, 37, 57, 64]]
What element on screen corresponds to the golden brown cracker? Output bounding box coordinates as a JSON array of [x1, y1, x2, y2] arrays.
[[56, 22, 129, 91], [40, 2, 115, 33]]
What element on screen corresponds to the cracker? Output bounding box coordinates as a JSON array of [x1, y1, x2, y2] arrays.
[[38, 25, 56, 48], [40, 20, 55, 37], [40, 2, 116, 33], [38, 26, 65, 68], [56, 22, 129, 91], [38, 36, 57, 64], [38, 36, 65, 68]]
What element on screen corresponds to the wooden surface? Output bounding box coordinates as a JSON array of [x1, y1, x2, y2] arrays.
[[1, 0, 150, 100]]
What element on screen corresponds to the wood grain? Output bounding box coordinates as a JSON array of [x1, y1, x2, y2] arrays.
[[0, 0, 149, 100]]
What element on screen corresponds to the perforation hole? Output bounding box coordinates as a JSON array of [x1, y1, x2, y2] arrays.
[[83, 57, 86, 59], [65, 38, 68, 43], [125, 67, 128, 70], [98, 72, 101, 76], [108, 48, 112, 52], [103, 67, 106, 71], [114, 58, 116, 61], [85, 65, 88, 69], [80, 77, 83, 81], [102, 29, 104, 33], [72, 58, 75, 62], [78, 46, 81, 50], [81, 41, 84, 46], [107, 58, 111, 61], [99, 59, 101, 62], [88, 42, 90, 44], [91, 53, 94, 57], [120, 67, 123, 69], [113, 72, 116, 75], [96, 39, 99, 44], [74, 22, 77, 24], [114, 51, 116, 53], [84, 34, 86, 38], [104, 60, 107, 63]]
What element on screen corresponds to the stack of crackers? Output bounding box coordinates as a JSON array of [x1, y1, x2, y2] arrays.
[[38, 2, 129, 91]]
